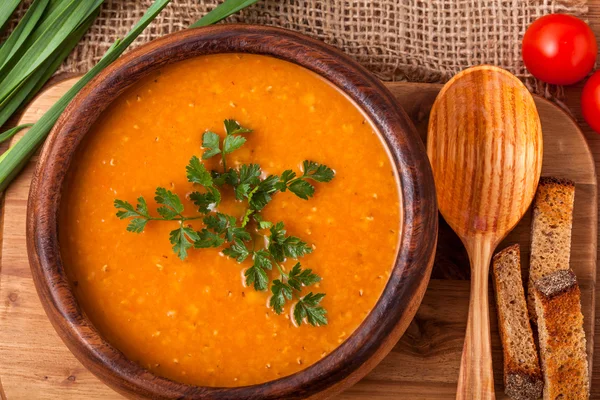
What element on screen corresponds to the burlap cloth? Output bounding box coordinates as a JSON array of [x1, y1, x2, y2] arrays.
[[8, 0, 589, 99]]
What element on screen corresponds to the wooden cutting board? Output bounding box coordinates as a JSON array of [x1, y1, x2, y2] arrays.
[[0, 77, 596, 399]]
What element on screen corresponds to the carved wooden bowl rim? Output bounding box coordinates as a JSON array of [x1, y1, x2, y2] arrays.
[[27, 25, 438, 400]]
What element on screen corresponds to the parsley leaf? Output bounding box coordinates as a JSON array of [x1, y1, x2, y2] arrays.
[[249, 175, 279, 210], [223, 239, 250, 262], [204, 121, 253, 172], [204, 212, 234, 234], [126, 218, 148, 233], [195, 228, 225, 248], [187, 156, 221, 212], [223, 169, 239, 186], [186, 156, 213, 186], [224, 119, 253, 135], [268, 262, 322, 315], [223, 238, 250, 262], [230, 164, 261, 200], [114, 198, 150, 233], [245, 250, 272, 290], [275, 161, 335, 201], [287, 179, 315, 200], [221, 120, 252, 156], [294, 292, 327, 326], [210, 170, 231, 186], [202, 212, 249, 243], [254, 249, 273, 270], [202, 131, 221, 160], [270, 279, 293, 314], [301, 160, 335, 182], [239, 164, 261, 185], [189, 187, 221, 213], [268, 222, 313, 262], [225, 226, 251, 243], [235, 183, 251, 200], [277, 170, 296, 191], [170, 225, 200, 260], [245, 265, 268, 291], [136, 197, 149, 216], [155, 187, 184, 219], [115, 197, 148, 219], [249, 191, 271, 211], [287, 262, 321, 290], [253, 214, 273, 230], [223, 135, 246, 154]]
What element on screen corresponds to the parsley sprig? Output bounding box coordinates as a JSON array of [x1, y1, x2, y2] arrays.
[[114, 120, 334, 327], [114, 188, 205, 260], [202, 119, 252, 172]]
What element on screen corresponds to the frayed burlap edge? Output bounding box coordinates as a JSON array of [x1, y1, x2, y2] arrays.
[[3, 0, 591, 105]]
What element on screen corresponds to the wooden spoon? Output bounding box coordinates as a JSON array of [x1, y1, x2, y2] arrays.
[[427, 66, 543, 399]]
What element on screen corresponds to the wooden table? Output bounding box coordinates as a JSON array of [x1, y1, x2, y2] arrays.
[[566, 1, 600, 397], [1, 4, 600, 399]]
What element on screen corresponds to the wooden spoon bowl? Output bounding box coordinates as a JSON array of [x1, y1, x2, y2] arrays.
[[427, 66, 543, 398], [26, 26, 438, 399]]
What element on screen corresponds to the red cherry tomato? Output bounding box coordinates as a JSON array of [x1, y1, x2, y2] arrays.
[[522, 14, 597, 85], [582, 71, 600, 133]]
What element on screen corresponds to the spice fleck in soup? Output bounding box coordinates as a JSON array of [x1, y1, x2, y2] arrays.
[[60, 54, 401, 387]]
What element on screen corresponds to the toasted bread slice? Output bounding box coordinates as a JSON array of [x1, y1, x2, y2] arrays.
[[534, 269, 589, 399], [528, 177, 575, 321], [493, 244, 543, 400]]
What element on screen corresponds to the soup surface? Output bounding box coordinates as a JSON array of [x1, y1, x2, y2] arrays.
[[60, 54, 401, 387]]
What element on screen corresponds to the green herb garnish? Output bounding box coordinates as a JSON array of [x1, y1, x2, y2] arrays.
[[190, 0, 259, 28], [115, 120, 334, 327], [0, 1, 104, 128], [0, 1, 23, 35]]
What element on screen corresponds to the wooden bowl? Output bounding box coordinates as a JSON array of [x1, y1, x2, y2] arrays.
[[27, 25, 438, 399]]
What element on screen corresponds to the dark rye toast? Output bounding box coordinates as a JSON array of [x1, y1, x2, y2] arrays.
[[528, 177, 575, 321], [534, 269, 589, 399], [492, 245, 543, 400]]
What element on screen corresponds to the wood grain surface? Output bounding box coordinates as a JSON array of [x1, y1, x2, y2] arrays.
[[568, 1, 600, 396], [0, 76, 595, 399], [428, 66, 544, 399]]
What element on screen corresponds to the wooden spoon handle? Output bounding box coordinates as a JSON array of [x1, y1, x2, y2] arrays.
[[456, 239, 495, 399]]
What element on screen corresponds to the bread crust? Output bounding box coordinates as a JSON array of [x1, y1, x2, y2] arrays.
[[534, 270, 589, 400], [536, 176, 576, 188], [493, 244, 543, 400], [528, 177, 575, 321]]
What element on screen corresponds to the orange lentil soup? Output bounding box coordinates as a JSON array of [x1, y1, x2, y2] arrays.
[[60, 54, 401, 387]]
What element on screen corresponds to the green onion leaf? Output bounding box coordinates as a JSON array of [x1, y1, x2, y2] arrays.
[[0, 5, 100, 127], [0, 0, 50, 70], [0, 2, 99, 102], [190, 0, 258, 28], [0, 123, 32, 143], [0, 0, 22, 34], [22, 7, 100, 107]]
